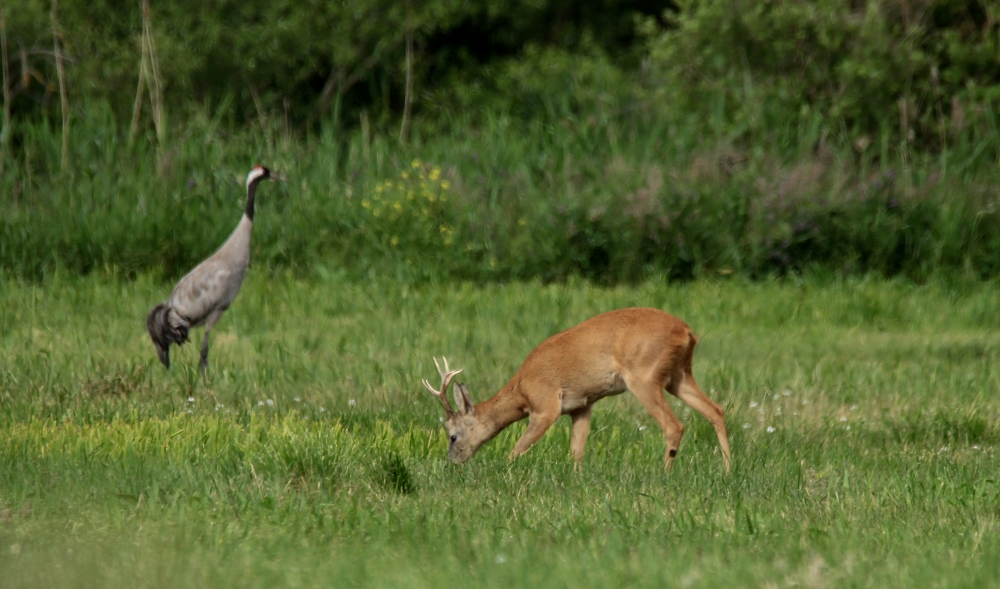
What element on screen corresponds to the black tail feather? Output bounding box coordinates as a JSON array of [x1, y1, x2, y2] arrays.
[[146, 303, 189, 368]]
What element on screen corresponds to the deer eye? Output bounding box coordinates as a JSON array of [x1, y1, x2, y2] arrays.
[[450, 435, 458, 443]]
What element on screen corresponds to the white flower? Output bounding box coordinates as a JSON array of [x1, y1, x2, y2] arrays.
[[495, 554, 507, 564], [802, 399, 808, 405], [348, 399, 357, 407], [749, 401, 759, 408], [845, 425, 851, 431], [850, 405, 858, 411], [839, 417, 848, 422], [187, 397, 195, 403], [257, 401, 264, 406], [294, 397, 301, 403], [940, 446, 949, 453], [266, 399, 275, 407], [766, 426, 775, 433], [742, 423, 751, 429], [772, 394, 779, 401], [782, 390, 792, 396]]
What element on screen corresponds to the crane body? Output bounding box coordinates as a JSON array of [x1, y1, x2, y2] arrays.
[[147, 165, 279, 372]]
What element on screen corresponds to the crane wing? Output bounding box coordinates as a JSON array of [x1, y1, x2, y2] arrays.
[[167, 261, 239, 327]]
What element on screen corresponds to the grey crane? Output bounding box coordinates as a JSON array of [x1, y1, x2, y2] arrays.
[[146, 165, 281, 373]]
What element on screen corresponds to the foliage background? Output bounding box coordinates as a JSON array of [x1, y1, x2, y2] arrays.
[[1, 0, 1000, 282]]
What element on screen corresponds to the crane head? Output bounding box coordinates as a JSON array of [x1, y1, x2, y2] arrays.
[[246, 165, 285, 186]]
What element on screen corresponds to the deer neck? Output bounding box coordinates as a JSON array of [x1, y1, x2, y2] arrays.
[[470, 384, 527, 446]]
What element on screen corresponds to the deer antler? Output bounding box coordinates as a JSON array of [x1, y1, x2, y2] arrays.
[[422, 356, 463, 417]]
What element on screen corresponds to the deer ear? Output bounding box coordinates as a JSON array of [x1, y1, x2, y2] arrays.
[[454, 383, 474, 414]]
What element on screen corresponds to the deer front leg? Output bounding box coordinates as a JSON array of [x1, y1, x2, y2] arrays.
[[510, 408, 560, 459], [570, 405, 593, 467]]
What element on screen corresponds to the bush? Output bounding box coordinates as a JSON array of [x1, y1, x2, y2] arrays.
[[647, 0, 1000, 152]]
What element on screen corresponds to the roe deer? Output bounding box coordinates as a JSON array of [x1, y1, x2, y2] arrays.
[[422, 308, 731, 471]]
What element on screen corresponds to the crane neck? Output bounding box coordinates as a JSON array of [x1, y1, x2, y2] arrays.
[[244, 178, 260, 221]]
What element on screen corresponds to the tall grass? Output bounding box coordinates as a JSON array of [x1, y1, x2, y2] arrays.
[[3, 100, 1000, 283], [1, 274, 999, 587]]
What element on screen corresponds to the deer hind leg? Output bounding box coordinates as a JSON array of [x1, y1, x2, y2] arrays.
[[626, 375, 685, 470], [667, 369, 732, 472], [570, 405, 593, 468]]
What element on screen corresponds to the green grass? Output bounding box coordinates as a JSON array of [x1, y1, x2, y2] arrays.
[[1, 273, 999, 587]]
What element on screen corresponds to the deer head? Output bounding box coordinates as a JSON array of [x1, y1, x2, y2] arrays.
[[421, 357, 483, 464]]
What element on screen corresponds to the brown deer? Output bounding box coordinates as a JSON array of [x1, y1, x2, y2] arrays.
[[422, 308, 732, 471]]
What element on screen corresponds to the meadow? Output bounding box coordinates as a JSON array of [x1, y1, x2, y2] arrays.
[[1, 272, 998, 588]]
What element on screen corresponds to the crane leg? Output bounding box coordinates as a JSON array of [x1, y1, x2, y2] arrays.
[[200, 311, 222, 378], [200, 329, 211, 376]]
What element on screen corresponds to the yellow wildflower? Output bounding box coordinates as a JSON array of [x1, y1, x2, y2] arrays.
[[518, 218, 527, 226], [440, 181, 450, 190], [429, 167, 441, 181], [391, 236, 399, 246], [411, 159, 421, 169]]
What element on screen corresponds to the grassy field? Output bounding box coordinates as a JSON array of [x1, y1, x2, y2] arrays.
[[1, 273, 999, 588]]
